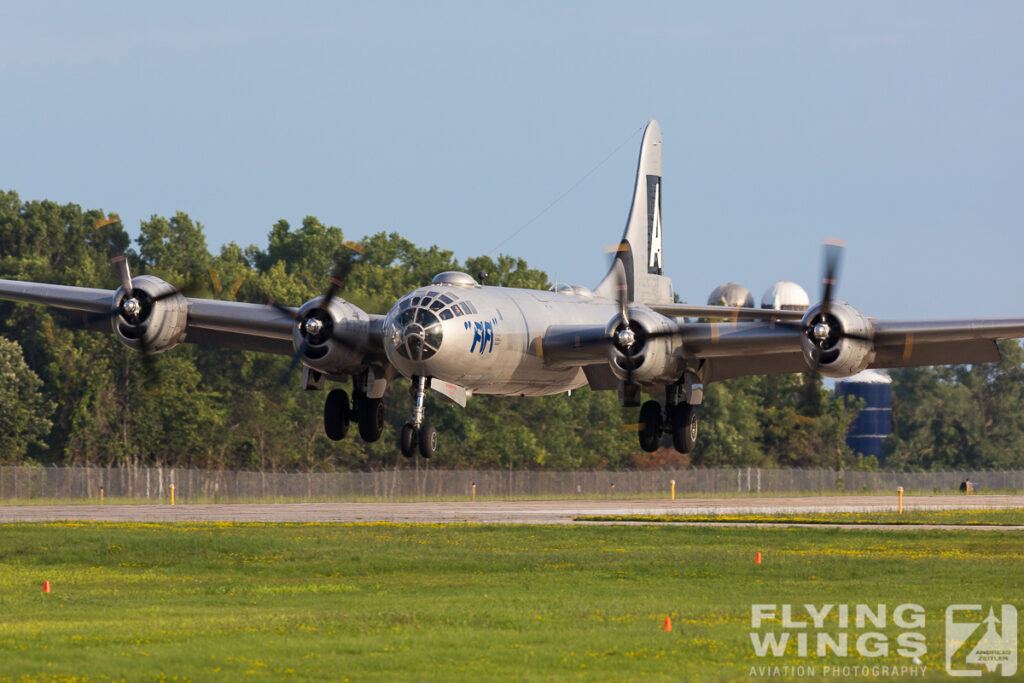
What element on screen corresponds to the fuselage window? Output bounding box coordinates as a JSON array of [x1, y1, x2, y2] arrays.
[[430, 300, 445, 311], [439, 309, 454, 321]]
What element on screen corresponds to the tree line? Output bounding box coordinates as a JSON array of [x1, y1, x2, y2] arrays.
[[2, 190, 1023, 471]]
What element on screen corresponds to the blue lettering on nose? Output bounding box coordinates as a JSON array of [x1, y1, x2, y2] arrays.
[[470, 321, 482, 353], [483, 321, 494, 353], [470, 320, 496, 354]]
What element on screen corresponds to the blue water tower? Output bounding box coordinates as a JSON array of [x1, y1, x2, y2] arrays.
[[835, 370, 893, 458]]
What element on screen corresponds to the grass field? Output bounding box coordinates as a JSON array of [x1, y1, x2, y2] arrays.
[[0, 523, 1019, 681], [576, 509, 1024, 526]]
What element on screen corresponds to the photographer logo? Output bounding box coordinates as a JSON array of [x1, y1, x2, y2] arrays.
[[945, 604, 1017, 677]]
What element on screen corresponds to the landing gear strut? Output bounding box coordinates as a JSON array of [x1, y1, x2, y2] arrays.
[[400, 375, 437, 458]]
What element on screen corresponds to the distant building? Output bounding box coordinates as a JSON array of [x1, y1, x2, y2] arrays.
[[707, 282, 754, 308], [835, 369, 892, 459], [761, 281, 810, 312]]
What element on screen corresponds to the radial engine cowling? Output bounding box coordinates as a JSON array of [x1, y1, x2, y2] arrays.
[[292, 295, 371, 377], [799, 300, 874, 378], [111, 275, 189, 354], [607, 306, 681, 386]]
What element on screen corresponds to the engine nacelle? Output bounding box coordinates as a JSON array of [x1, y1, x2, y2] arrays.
[[607, 306, 681, 386], [799, 300, 874, 378], [111, 275, 188, 354], [292, 295, 372, 377]]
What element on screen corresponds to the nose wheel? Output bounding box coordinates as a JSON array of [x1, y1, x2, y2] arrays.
[[400, 422, 436, 458], [400, 376, 437, 458]]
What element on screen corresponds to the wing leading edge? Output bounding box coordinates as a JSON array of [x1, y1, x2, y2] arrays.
[[0, 278, 298, 356], [538, 306, 1024, 385]]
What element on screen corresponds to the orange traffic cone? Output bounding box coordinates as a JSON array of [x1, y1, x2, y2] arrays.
[[663, 616, 672, 632], [43, 581, 51, 593], [755, 551, 762, 564]]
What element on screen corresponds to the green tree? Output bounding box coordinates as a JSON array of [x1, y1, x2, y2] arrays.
[[0, 337, 54, 462], [463, 254, 550, 290], [137, 212, 211, 285], [886, 341, 1024, 470]]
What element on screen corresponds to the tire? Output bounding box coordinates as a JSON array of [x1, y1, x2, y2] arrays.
[[418, 423, 437, 459], [358, 397, 385, 443], [400, 423, 417, 458], [672, 403, 699, 454], [638, 400, 663, 453], [323, 389, 350, 441]]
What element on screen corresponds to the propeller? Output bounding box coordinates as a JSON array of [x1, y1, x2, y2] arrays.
[[270, 242, 365, 382], [820, 238, 844, 318], [208, 268, 246, 300], [771, 238, 873, 371], [69, 220, 195, 372], [105, 255, 198, 376], [602, 256, 681, 385]]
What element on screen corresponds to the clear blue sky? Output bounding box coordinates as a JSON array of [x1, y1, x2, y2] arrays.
[[3, 2, 1022, 319]]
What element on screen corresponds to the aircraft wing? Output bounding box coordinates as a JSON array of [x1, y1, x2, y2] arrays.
[[539, 313, 1024, 385], [686, 316, 1024, 381], [646, 302, 805, 322], [867, 318, 1024, 368], [0, 278, 298, 356]]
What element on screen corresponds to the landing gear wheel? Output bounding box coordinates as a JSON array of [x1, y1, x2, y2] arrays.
[[672, 403, 699, 454], [418, 423, 437, 459], [400, 423, 417, 458], [324, 389, 350, 441], [358, 397, 385, 443], [638, 400, 663, 453]]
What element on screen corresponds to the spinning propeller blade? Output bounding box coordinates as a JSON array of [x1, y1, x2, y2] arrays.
[[274, 241, 365, 384], [111, 255, 133, 296], [820, 238, 845, 317]]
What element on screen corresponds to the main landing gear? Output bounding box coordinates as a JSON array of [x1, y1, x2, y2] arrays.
[[638, 398, 699, 454], [400, 375, 437, 458], [320, 373, 436, 458], [323, 388, 385, 443]]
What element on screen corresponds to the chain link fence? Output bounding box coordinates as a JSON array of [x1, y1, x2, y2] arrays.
[[0, 465, 1021, 502]]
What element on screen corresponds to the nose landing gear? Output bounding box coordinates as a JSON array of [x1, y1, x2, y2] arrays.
[[400, 375, 437, 458]]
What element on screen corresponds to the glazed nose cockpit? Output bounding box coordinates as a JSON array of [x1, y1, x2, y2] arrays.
[[391, 303, 443, 361], [386, 290, 479, 362]]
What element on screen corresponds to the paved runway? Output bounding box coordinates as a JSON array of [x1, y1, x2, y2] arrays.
[[0, 494, 1021, 525]]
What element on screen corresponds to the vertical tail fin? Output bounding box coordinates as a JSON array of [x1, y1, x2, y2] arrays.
[[594, 119, 674, 305]]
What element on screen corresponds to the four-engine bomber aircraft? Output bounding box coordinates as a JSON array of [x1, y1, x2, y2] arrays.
[[4, 119, 1024, 458]]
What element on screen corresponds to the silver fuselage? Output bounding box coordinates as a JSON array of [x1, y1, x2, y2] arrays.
[[383, 283, 619, 396]]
